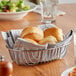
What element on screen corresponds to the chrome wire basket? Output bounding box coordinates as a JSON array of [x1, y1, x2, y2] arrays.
[[1, 24, 73, 65], [8, 43, 68, 65]]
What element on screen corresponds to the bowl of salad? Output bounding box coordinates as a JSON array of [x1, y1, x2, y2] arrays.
[[0, 0, 37, 20]]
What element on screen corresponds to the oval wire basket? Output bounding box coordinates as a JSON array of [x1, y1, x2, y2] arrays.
[[1, 24, 73, 65], [8, 42, 70, 65]]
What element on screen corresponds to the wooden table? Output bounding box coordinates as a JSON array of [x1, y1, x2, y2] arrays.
[[0, 4, 76, 76]]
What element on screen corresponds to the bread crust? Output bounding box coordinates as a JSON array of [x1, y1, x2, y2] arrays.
[[23, 38, 38, 45], [39, 36, 57, 45], [44, 27, 63, 42], [21, 26, 44, 41]]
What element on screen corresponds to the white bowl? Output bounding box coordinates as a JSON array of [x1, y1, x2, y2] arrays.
[[0, 2, 37, 20], [61, 67, 74, 76]]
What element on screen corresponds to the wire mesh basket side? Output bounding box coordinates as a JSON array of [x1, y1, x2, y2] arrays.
[[8, 44, 68, 65]]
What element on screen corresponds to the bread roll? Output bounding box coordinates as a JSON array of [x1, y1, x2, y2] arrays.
[[23, 38, 38, 45], [39, 36, 57, 45], [44, 27, 63, 42], [21, 26, 44, 41]]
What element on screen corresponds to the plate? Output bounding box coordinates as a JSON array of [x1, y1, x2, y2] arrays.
[[61, 67, 74, 76], [0, 2, 37, 20]]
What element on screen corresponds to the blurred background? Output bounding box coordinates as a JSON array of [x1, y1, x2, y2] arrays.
[[59, 0, 76, 4], [0, 0, 76, 4], [28, 0, 76, 4]]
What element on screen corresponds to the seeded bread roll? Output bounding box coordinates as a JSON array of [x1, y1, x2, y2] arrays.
[[44, 27, 63, 42], [39, 36, 57, 45], [21, 26, 44, 41]]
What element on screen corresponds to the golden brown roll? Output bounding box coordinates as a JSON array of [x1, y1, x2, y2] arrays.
[[44, 27, 63, 42], [21, 26, 44, 41], [39, 36, 57, 45], [23, 38, 38, 45]]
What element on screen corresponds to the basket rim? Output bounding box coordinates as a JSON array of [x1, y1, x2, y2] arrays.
[[7, 42, 70, 52]]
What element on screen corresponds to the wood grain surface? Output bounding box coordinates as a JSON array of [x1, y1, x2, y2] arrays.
[[0, 4, 76, 76]]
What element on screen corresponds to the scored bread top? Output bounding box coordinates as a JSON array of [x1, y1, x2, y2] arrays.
[[21, 26, 44, 41], [21, 26, 44, 38], [44, 27, 63, 42], [39, 36, 57, 45]]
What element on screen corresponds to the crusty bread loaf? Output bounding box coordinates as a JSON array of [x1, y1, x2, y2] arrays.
[[21, 26, 44, 41], [39, 36, 57, 45], [44, 27, 63, 42], [21, 26, 63, 45], [23, 38, 38, 45]]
